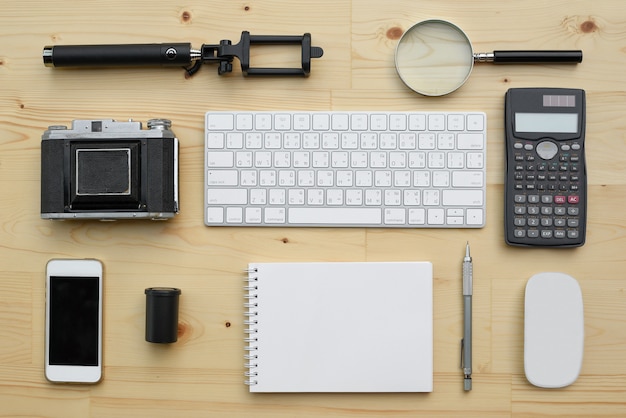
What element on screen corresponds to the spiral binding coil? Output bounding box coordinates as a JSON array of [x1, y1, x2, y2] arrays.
[[244, 267, 259, 386]]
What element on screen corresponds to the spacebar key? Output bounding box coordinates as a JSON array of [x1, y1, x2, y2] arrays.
[[289, 208, 382, 225]]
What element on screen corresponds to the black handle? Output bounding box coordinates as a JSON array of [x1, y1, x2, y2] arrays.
[[43, 43, 193, 67], [493, 50, 583, 64]]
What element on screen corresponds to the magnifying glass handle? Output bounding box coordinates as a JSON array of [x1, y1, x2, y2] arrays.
[[488, 50, 583, 64]]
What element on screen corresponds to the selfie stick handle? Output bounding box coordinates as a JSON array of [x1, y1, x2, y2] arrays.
[[43, 43, 200, 67]]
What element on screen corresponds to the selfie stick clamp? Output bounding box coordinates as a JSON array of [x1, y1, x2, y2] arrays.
[[191, 31, 324, 77]]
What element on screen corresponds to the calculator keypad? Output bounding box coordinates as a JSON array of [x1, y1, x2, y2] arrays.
[[508, 140, 585, 246]]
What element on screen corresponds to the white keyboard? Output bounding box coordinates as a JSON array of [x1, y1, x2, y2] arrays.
[[205, 111, 486, 227]]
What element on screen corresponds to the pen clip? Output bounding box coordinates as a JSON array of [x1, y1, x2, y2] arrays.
[[460, 338, 465, 369]]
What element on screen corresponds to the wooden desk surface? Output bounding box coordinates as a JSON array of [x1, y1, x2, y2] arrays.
[[1, 0, 625, 416]]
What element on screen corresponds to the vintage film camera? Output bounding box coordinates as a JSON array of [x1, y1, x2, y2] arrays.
[[41, 119, 179, 220]]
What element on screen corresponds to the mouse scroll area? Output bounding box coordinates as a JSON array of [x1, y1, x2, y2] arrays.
[[524, 272, 584, 388]]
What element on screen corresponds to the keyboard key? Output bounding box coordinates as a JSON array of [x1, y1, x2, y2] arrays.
[[331, 114, 349, 131], [467, 113, 485, 131], [442, 190, 483, 206], [428, 114, 445, 131], [408, 208, 426, 224], [289, 208, 382, 225], [236, 114, 253, 130], [452, 171, 484, 188], [245, 207, 262, 223], [265, 208, 286, 223], [346, 189, 363, 205], [207, 170, 238, 186], [207, 189, 247, 205], [312, 114, 330, 130], [207, 114, 234, 130], [274, 114, 291, 130], [384, 208, 406, 224], [389, 114, 407, 131], [293, 114, 310, 130], [447, 216, 464, 225], [351, 114, 368, 131], [288, 189, 305, 205], [370, 114, 388, 131], [428, 209, 445, 224], [226, 207, 243, 223], [458, 133, 484, 150], [226, 133, 243, 149], [207, 207, 224, 223], [447, 114, 465, 131], [418, 133, 436, 149], [409, 114, 426, 131], [423, 190, 440, 206], [207, 152, 234, 168], [250, 189, 266, 204], [467, 152, 484, 168], [207, 133, 225, 148], [255, 114, 272, 130], [341, 133, 359, 149], [466, 209, 484, 225]]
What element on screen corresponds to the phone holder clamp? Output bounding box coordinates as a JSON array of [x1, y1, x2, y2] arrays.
[[188, 31, 324, 77]]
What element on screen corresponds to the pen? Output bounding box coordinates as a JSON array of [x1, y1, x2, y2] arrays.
[[461, 241, 473, 391]]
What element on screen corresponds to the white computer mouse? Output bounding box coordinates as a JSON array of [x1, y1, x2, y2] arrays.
[[524, 272, 584, 388]]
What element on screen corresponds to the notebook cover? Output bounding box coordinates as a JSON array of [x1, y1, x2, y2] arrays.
[[244, 261, 433, 392]]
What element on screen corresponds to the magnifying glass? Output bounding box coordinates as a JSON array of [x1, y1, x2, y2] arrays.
[[395, 20, 583, 96]]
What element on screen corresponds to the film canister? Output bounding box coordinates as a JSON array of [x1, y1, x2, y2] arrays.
[[145, 287, 181, 343]]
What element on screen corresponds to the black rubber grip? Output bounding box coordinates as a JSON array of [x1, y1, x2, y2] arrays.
[[493, 50, 583, 64], [43, 43, 193, 67]]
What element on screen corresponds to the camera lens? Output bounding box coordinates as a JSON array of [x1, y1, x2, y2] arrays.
[[76, 149, 131, 195]]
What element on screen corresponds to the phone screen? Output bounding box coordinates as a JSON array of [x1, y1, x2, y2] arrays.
[[48, 276, 100, 366]]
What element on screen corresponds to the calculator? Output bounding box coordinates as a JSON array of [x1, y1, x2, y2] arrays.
[[504, 88, 586, 247]]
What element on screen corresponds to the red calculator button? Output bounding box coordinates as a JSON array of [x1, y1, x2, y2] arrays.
[[554, 195, 567, 204], [568, 195, 580, 204]]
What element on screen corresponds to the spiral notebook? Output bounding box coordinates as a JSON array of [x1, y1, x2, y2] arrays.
[[244, 261, 433, 392]]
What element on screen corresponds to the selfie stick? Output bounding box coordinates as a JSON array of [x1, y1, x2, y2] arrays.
[[43, 31, 324, 77]]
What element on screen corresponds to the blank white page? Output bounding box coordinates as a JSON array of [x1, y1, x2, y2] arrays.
[[246, 261, 433, 392]]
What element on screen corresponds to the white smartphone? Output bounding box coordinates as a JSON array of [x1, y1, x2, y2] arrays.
[[45, 259, 103, 383]]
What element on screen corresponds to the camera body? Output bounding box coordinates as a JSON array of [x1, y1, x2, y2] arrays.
[[41, 119, 179, 220]]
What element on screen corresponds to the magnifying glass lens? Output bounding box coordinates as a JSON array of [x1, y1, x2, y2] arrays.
[[395, 20, 474, 96]]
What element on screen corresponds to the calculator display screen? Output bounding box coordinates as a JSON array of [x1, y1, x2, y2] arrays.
[[515, 113, 578, 134]]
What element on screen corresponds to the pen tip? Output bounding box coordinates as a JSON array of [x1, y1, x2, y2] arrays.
[[464, 378, 472, 391]]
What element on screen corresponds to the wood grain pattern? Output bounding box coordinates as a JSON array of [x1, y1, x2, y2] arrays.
[[1, 0, 625, 416]]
